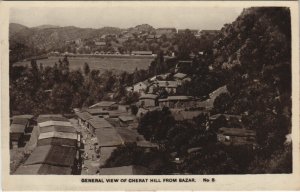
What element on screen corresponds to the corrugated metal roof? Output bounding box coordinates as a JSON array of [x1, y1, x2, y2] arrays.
[[116, 127, 142, 144], [12, 115, 34, 120], [37, 137, 77, 147], [87, 117, 113, 129], [10, 124, 26, 133], [38, 114, 63, 118], [118, 115, 136, 122], [24, 145, 76, 167], [14, 164, 72, 175], [76, 111, 93, 121], [37, 116, 69, 123], [38, 131, 77, 140], [11, 118, 28, 126], [39, 125, 77, 133], [38, 121, 72, 128], [100, 165, 151, 175], [95, 128, 123, 147]]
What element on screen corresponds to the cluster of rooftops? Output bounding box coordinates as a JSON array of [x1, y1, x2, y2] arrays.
[[14, 114, 81, 175]]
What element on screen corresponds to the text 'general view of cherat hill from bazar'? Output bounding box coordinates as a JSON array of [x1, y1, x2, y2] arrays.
[[9, 7, 292, 175]]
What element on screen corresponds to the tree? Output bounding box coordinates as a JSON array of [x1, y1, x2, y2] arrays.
[[83, 62, 90, 76]]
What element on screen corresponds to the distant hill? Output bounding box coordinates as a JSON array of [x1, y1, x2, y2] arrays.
[[33, 25, 60, 29], [9, 23, 28, 36]]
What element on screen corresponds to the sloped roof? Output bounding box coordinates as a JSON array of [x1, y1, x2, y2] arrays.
[[95, 128, 123, 147], [208, 85, 228, 100], [10, 124, 26, 133], [76, 111, 93, 121], [37, 137, 77, 148], [139, 94, 158, 100], [87, 117, 113, 129], [38, 131, 77, 140], [137, 140, 159, 148], [15, 164, 72, 175], [100, 165, 151, 175], [118, 115, 136, 122], [11, 118, 28, 126], [12, 115, 34, 120], [173, 73, 187, 79], [24, 145, 76, 167], [89, 101, 116, 109], [38, 120, 72, 128], [38, 114, 63, 118], [116, 127, 143, 144], [85, 108, 109, 115], [37, 116, 69, 123], [219, 127, 256, 137], [39, 125, 77, 134]]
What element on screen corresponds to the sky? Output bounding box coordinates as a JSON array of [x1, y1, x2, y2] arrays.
[[10, 4, 245, 30]]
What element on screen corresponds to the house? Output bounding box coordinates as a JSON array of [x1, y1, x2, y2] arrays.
[[159, 96, 194, 109], [217, 127, 256, 146], [155, 81, 179, 93], [195, 85, 228, 110], [139, 94, 158, 107], [87, 117, 114, 134], [10, 115, 33, 148], [100, 165, 151, 175], [128, 81, 150, 94], [131, 51, 153, 56], [39, 125, 77, 134]]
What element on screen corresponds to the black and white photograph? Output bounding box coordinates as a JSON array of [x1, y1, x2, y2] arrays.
[[1, 1, 300, 190]]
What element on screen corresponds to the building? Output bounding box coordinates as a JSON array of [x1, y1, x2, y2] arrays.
[[139, 94, 158, 107], [156, 81, 179, 93], [159, 96, 194, 109], [87, 117, 114, 134], [131, 51, 153, 56], [118, 115, 137, 125], [84, 108, 110, 117], [10, 115, 34, 148], [95, 41, 106, 46], [127, 81, 150, 94], [217, 127, 256, 146]]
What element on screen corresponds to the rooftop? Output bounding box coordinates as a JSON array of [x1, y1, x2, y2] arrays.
[[37, 116, 69, 123], [39, 125, 77, 133], [139, 94, 158, 100], [38, 120, 72, 128], [12, 115, 34, 120], [11, 118, 28, 126], [38, 131, 78, 140], [14, 164, 72, 175], [89, 101, 117, 109], [24, 145, 77, 167], [10, 124, 26, 133], [87, 117, 114, 129], [173, 73, 188, 79], [76, 111, 93, 121], [95, 127, 123, 147]]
